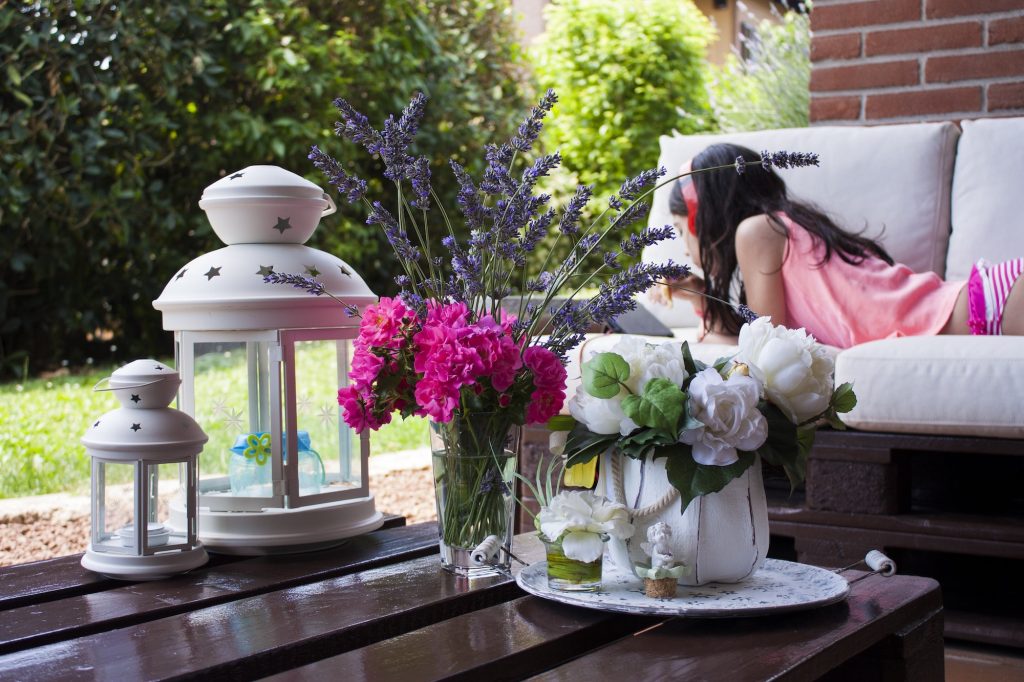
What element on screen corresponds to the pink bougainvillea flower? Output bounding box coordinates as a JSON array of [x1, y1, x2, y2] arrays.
[[523, 346, 567, 391]]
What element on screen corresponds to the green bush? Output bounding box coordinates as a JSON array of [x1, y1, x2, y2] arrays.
[[0, 0, 530, 378], [531, 0, 714, 201], [706, 7, 811, 132]]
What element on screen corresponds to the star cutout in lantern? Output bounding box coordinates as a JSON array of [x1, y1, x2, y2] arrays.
[[318, 403, 336, 427], [223, 407, 244, 430], [257, 265, 275, 277], [94, 420, 100, 428], [130, 423, 142, 432], [296, 395, 313, 415], [338, 264, 352, 277], [273, 217, 292, 234], [154, 365, 164, 371], [229, 172, 244, 180], [211, 397, 227, 416], [131, 394, 141, 404], [175, 269, 188, 280], [304, 265, 321, 278], [204, 266, 222, 280]]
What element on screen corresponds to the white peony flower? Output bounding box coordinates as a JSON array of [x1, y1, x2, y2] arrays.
[[538, 490, 634, 563], [569, 338, 687, 437], [679, 368, 768, 466], [569, 389, 638, 436], [736, 317, 834, 424]]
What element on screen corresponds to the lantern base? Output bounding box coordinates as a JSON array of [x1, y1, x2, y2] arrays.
[[81, 544, 209, 581], [174, 494, 385, 555]]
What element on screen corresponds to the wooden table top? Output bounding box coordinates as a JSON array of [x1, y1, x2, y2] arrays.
[[0, 520, 944, 681]]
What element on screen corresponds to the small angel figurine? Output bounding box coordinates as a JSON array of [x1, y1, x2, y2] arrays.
[[634, 522, 689, 598]]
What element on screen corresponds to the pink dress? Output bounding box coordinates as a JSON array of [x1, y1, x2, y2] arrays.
[[778, 215, 965, 349]]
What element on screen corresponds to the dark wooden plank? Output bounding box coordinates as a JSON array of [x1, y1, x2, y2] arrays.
[[0, 514, 406, 611], [264, 597, 656, 682], [945, 609, 1024, 649], [814, 429, 1024, 457], [0, 520, 433, 655], [770, 516, 1024, 560], [768, 505, 1024, 548], [0, 552, 523, 681], [531, 575, 942, 681]]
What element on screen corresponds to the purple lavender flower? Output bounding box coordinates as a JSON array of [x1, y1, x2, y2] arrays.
[[309, 145, 367, 204], [343, 304, 360, 318], [526, 271, 555, 292], [735, 156, 747, 175], [559, 185, 592, 237], [408, 155, 431, 210], [481, 143, 516, 196], [367, 201, 421, 262], [760, 150, 820, 170], [620, 225, 675, 257], [450, 159, 491, 231], [603, 250, 621, 269], [510, 89, 558, 153], [263, 272, 326, 296], [608, 195, 623, 211], [379, 93, 428, 181], [618, 167, 665, 201], [332, 98, 383, 154], [609, 201, 649, 231], [737, 304, 759, 323], [521, 208, 555, 253], [394, 275, 411, 287]]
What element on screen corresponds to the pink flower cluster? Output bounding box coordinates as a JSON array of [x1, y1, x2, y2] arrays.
[[337, 297, 568, 432]]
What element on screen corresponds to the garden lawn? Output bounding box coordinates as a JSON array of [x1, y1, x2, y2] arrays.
[[0, 359, 428, 499]]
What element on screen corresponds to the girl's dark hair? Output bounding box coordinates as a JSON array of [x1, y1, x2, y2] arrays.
[[672, 143, 893, 335]]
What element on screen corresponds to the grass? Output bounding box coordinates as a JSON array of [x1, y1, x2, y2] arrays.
[[0, 352, 429, 500]]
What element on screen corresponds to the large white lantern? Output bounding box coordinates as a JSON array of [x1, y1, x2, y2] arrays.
[[153, 165, 384, 554], [82, 360, 208, 580]]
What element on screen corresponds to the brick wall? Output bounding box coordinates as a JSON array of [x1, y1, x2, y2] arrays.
[[809, 0, 1024, 124]]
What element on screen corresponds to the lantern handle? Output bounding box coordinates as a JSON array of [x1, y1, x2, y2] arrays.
[[322, 192, 337, 217], [92, 377, 167, 393]]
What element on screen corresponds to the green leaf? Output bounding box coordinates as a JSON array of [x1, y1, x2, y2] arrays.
[[832, 382, 857, 414], [662, 446, 756, 513], [756, 401, 804, 490], [582, 352, 630, 399], [618, 428, 676, 459], [547, 415, 576, 431], [680, 341, 703, 376], [564, 423, 617, 467], [621, 378, 684, 434]]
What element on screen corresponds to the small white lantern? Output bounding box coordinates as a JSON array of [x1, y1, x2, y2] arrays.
[[81, 360, 208, 580], [153, 165, 384, 555]]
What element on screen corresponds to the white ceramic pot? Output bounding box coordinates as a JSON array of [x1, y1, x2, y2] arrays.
[[598, 451, 769, 586]]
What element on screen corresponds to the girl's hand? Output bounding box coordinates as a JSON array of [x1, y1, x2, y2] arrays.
[[668, 274, 707, 316]]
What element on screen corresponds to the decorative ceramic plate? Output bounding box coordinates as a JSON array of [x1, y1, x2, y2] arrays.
[[516, 558, 850, 618]]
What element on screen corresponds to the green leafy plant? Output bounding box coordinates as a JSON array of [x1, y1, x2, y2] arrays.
[[705, 6, 811, 132], [530, 0, 715, 225], [0, 0, 530, 377]]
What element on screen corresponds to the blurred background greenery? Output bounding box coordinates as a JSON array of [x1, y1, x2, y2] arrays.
[[0, 0, 808, 497]]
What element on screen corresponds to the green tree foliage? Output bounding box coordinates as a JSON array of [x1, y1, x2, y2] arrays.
[[532, 0, 715, 201], [706, 7, 811, 132], [0, 0, 529, 377]]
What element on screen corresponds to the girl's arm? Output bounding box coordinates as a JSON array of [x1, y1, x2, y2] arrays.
[[735, 214, 788, 325]]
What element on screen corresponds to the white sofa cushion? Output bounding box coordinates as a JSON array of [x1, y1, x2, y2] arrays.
[[642, 123, 961, 331], [946, 116, 1024, 282], [835, 336, 1024, 438]]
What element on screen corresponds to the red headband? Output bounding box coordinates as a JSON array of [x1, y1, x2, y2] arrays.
[[679, 160, 699, 236]]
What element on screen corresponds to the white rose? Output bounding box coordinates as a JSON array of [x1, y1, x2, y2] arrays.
[[608, 335, 650, 393], [679, 368, 767, 466], [568, 390, 638, 436], [737, 317, 834, 424], [635, 341, 688, 395], [538, 490, 634, 562]]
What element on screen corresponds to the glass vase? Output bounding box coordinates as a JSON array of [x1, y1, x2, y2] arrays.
[[430, 414, 520, 577], [542, 534, 603, 592]]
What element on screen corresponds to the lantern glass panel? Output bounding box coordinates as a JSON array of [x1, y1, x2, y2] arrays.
[[145, 462, 190, 551], [190, 340, 281, 499], [290, 338, 361, 499], [93, 460, 137, 554]]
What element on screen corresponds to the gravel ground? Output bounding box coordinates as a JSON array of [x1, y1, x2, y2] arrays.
[[0, 459, 436, 567]]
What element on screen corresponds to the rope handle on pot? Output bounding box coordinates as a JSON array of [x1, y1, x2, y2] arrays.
[[609, 451, 679, 519]]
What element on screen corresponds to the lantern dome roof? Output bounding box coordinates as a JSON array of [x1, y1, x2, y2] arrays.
[[154, 165, 375, 331], [153, 243, 374, 331], [82, 406, 208, 459]]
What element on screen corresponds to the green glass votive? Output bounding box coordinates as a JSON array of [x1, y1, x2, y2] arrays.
[[542, 535, 603, 592]]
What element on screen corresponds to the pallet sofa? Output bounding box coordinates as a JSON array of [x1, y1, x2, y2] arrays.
[[520, 115, 1024, 648]]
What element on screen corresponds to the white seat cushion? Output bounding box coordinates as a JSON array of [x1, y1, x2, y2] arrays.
[[946, 116, 1024, 282], [835, 336, 1024, 438]]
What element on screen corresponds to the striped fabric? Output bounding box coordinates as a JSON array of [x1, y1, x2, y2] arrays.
[[968, 258, 1024, 335]]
